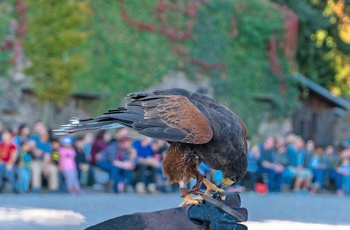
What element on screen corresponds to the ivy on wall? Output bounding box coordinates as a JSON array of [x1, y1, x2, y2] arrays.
[[192, 0, 300, 133], [74, 0, 300, 133], [73, 0, 181, 111], [24, 0, 90, 104]]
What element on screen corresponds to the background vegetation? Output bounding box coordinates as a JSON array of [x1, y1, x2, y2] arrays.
[[0, 0, 349, 132]]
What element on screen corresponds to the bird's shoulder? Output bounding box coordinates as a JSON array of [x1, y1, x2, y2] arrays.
[[188, 92, 247, 137]]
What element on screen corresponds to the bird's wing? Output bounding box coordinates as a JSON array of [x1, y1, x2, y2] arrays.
[[127, 95, 213, 144], [55, 93, 213, 145]]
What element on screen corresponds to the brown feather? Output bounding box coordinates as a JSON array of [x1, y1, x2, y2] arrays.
[[145, 96, 213, 144], [162, 143, 203, 184]]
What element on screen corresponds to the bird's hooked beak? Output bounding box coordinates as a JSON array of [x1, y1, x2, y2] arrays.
[[222, 178, 236, 187]]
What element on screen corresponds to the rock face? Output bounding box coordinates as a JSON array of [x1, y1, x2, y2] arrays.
[[0, 76, 96, 130], [0, 76, 27, 125], [148, 72, 213, 98]]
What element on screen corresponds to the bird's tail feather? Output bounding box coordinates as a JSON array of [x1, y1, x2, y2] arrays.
[[53, 117, 125, 135]]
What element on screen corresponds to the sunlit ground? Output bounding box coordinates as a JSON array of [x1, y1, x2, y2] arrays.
[[0, 207, 85, 226], [246, 220, 350, 230], [0, 192, 350, 229], [1, 206, 350, 229]]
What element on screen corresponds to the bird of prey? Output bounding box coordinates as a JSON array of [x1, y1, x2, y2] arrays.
[[56, 88, 248, 206]]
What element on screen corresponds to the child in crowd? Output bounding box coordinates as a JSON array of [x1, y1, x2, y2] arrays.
[[51, 138, 66, 192], [59, 136, 82, 194], [16, 141, 33, 193], [0, 129, 17, 193], [74, 136, 91, 187], [338, 156, 350, 195]]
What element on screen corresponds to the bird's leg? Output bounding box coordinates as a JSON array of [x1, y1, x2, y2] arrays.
[[179, 181, 203, 207], [202, 178, 224, 196]]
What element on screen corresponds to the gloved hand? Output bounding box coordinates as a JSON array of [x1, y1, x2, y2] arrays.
[[188, 203, 247, 230], [188, 192, 248, 230], [86, 193, 248, 230]]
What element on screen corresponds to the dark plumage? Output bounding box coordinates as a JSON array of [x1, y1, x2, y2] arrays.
[[57, 88, 248, 205]]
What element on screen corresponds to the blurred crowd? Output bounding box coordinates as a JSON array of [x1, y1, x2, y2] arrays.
[[0, 120, 171, 194], [0, 120, 350, 197], [233, 134, 350, 196]]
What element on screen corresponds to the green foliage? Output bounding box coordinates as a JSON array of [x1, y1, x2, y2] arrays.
[[188, 0, 299, 133], [272, 0, 350, 95], [0, 0, 15, 75], [24, 0, 89, 104], [73, 0, 180, 112], [73, 0, 300, 133]]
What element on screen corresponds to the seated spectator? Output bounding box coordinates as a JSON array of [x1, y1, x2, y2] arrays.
[[323, 145, 335, 165], [82, 133, 94, 163], [0, 129, 17, 193], [16, 141, 33, 193], [335, 140, 350, 196], [284, 132, 297, 148], [51, 138, 66, 192], [329, 144, 345, 195], [90, 130, 110, 166], [273, 137, 290, 192], [151, 139, 171, 192], [310, 145, 327, 193], [97, 131, 136, 193], [75, 136, 93, 187], [12, 123, 31, 151], [31, 128, 59, 193], [322, 145, 335, 185], [257, 136, 283, 192], [338, 155, 350, 196], [59, 136, 82, 195], [30, 120, 46, 142], [237, 140, 259, 192], [133, 137, 159, 194], [287, 136, 313, 193]]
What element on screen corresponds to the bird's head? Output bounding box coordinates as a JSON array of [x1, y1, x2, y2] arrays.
[[221, 166, 247, 187], [221, 140, 248, 187], [221, 177, 237, 187]]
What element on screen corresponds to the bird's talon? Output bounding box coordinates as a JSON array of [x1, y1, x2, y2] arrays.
[[221, 194, 226, 200], [179, 195, 203, 207]]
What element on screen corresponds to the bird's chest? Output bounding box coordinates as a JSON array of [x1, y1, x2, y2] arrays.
[[191, 137, 240, 170]]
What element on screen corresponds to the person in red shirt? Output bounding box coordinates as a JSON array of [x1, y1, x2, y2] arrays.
[[0, 129, 17, 193]]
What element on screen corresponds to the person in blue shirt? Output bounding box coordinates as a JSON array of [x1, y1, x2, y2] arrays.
[[97, 134, 136, 193], [257, 136, 284, 192], [16, 141, 33, 193], [133, 137, 160, 194], [240, 140, 260, 192], [338, 157, 350, 195], [335, 140, 350, 196], [309, 145, 327, 193], [30, 128, 59, 193], [286, 136, 313, 193]]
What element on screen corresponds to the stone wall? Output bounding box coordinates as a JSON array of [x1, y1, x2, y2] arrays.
[[257, 118, 292, 141], [335, 110, 350, 145], [0, 87, 96, 130]]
